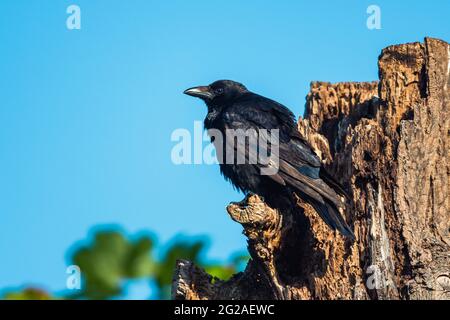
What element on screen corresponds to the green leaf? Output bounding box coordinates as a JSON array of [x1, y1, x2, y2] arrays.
[[3, 288, 54, 300], [72, 231, 154, 299]]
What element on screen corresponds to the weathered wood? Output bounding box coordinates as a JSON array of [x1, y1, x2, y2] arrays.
[[172, 38, 450, 300]]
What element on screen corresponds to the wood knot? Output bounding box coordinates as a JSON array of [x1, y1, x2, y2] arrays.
[[226, 194, 277, 226]]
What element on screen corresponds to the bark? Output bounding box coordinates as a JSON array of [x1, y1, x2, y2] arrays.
[[172, 38, 450, 300]]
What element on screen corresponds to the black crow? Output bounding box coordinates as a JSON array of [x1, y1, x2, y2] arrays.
[[184, 80, 354, 238]]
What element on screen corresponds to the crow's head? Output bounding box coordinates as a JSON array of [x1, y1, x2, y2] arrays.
[[184, 80, 248, 106]]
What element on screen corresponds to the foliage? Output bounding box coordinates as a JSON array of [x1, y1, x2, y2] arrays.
[[1, 228, 249, 300], [72, 231, 155, 299], [3, 288, 54, 300]]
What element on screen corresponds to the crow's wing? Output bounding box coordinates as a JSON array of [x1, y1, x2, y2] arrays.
[[221, 97, 354, 238], [225, 94, 322, 169]]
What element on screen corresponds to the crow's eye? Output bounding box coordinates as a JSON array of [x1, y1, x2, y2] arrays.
[[214, 88, 224, 95]]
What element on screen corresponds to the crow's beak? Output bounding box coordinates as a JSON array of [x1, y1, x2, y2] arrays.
[[183, 86, 214, 100]]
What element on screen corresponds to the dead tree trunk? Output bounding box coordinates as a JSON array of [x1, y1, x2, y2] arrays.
[[172, 38, 450, 300]]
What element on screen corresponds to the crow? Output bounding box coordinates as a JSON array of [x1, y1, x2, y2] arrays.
[[184, 80, 354, 238]]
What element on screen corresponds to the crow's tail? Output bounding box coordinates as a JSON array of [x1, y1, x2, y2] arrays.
[[319, 167, 351, 201], [307, 197, 355, 240]]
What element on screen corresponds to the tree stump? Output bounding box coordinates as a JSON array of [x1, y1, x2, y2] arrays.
[[172, 38, 450, 300]]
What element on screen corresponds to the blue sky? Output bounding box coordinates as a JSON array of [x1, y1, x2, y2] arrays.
[[0, 0, 448, 296]]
